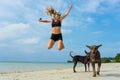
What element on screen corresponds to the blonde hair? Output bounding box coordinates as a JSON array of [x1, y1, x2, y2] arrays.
[[45, 6, 61, 17]]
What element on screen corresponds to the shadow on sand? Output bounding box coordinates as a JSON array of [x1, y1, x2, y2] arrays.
[[104, 73, 120, 77]]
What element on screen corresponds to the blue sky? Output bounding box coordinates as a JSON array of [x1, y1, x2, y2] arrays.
[[0, 0, 120, 62]]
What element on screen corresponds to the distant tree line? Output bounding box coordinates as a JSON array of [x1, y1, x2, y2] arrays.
[[68, 53, 120, 63], [101, 57, 115, 63], [101, 53, 120, 63], [115, 53, 120, 62]]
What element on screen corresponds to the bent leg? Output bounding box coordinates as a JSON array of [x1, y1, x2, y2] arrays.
[[47, 39, 55, 49], [73, 61, 77, 72], [57, 40, 64, 50]]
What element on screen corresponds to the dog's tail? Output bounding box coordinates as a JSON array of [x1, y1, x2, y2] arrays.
[[70, 51, 74, 58]]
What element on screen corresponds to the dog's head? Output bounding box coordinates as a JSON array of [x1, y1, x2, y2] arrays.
[[84, 50, 91, 61], [86, 44, 102, 55]]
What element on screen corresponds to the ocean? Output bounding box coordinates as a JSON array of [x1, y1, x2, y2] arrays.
[[0, 62, 82, 73]]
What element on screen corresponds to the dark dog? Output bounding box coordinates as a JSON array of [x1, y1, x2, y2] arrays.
[[86, 44, 102, 77], [70, 51, 90, 72]]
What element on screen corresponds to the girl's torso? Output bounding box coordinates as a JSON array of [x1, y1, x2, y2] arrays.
[[51, 19, 62, 34]]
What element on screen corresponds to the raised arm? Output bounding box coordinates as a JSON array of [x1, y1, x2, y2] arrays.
[[60, 4, 72, 20], [38, 18, 52, 23]]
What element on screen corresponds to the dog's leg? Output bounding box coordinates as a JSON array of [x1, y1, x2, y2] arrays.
[[92, 62, 96, 77], [73, 61, 77, 73], [84, 64, 87, 72], [97, 62, 101, 75], [88, 62, 90, 72]]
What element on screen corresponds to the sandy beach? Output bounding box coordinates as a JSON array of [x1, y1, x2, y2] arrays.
[[0, 63, 120, 80]]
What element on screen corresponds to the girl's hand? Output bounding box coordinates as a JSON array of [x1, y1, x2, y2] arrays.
[[40, 18, 42, 20], [38, 18, 42, 22], [70, 4, 72, 9]]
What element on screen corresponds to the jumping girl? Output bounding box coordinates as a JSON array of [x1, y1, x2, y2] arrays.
[[38, 4, 72, 50]]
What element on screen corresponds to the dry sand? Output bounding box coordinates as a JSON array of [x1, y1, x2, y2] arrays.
[[0, 63, 120, 80]]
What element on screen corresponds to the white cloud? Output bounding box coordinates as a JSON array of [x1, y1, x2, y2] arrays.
[[113, 42, 120, 46], [86, 17, 95, 23], [0, 22, 11, 27], [37, 0, 66, 11], [16, 38, 40, 45], [0, 0, 23, 7], [74, 0, 120, 14], [105, 0, 120, 6], [0, 0, 25, 18], [62, 29, 72, 34], [78, 17, 95, 31], [0, 23, 29, 40], [81, 0, 101, 13], [72, 0, 120, 32], [74, 0, 102, 13], [92, 31, 104, 34]]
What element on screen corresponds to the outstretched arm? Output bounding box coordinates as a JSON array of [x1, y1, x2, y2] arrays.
[[38, 18, 52, 23], [60, 4, 72, 20]]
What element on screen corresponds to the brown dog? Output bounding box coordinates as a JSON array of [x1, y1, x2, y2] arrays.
[[86, 44, 102, 77], [70, 51, 90, 72]]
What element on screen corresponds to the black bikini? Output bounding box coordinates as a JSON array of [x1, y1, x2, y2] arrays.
[[50, 19, 63, 41], [50, 33, 63, 41], [52, 19, 61, 27]]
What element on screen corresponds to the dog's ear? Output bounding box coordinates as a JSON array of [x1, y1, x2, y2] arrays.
[[86, 45, 91, 49], [98, 44, 102, 48], [85, 50, 88, 54]]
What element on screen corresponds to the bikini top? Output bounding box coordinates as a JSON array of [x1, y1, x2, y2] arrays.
[[52, 19, 61, 28]]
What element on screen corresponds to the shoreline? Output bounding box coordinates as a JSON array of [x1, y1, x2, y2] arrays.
[[0, 63, 120, 80], [0, 66, 73, 74], [0, 62, 74, 73]]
